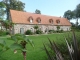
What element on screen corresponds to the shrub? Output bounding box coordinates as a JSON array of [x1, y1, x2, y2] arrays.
[[36, 30, 42, 34], [6, 31, 10, 35], [56, 29, 63, 33], [44, 31, 80, 60], [57, 26, 60, 31], [59, 29, 63, 33], [48, 30, 53, 34], [0, 30, 7, 36], [25, 30, 33, 35]]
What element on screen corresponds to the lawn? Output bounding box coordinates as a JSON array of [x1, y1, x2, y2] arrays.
[[0, 32, 79, 60]]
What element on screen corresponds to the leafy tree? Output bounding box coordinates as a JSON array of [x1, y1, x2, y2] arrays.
[[73, 4, 80, 26], [3, 20, 14, 35], [35, 9, 41, 14], [34, 25, 39, 33], [34, 25, 39, 30], [0, 2, 6, 19], [63, 10, 74, 21], [2, 0, 25, 20], [57, 26, 60, 31]]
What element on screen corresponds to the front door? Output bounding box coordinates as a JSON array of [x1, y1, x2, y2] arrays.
[[20, 28, 24, 34]]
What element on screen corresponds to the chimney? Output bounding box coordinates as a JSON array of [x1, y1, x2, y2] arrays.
[[60, 16, 61, 18]]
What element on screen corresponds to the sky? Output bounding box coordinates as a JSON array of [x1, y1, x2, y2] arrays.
[[20, 0, 80, 24], [0, 0, 80, 24]]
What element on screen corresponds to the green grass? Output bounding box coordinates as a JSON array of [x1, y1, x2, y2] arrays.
[[0, 32, 80, 60]]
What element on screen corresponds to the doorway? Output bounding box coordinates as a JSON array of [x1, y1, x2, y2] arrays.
[[20, 28, 24, 34]]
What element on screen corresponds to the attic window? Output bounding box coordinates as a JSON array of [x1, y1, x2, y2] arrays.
[[49, 19, 53, 24], [28, 16, 33, 23], [56, 19, 60, 24], [36, 17, 41, 23]]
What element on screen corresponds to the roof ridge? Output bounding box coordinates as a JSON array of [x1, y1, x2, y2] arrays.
[[10, 9, 64, 19]]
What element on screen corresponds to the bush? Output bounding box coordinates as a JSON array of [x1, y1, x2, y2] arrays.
[[25, 30, 33, 35], [48, 30, 53, 34], [44, 32, 80, 60], [6, 31, 10, 35], [59, 29, 63, 33], [36, 30, 42, 34], [56, 29, 63, 33], [0, 30, 7, 36]]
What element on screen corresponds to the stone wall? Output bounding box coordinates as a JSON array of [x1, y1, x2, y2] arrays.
[[12, 24, 71, 34]]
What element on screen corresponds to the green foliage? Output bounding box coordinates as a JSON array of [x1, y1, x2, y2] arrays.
[[63, 10, 74, 20], [0, 32, 80, 60], [0, 30, 9, 36], [0, 2, 6, 19], [48, 30, 53, 34], [35, 9, 41, 14], [34, 25, 39, 30], [71, 25, 80, 32], [36, 29, 42, 34], [63, 3, 80, 25], [10, 34, 34, 60], [44, 31, 80, 60], [0, 40, 10, 55], [2, 0, 25, 19], [57, 26, 60, 30], [25, 30, 33, 35]]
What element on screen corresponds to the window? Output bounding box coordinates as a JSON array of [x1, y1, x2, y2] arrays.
[[56, 19, 60, 24], [36, 17, 41, 23], [28, 16, 33, 23], [49, 19, 53, 24]]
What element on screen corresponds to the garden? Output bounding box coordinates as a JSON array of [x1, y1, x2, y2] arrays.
[[0, 0, 80, 60], [0, 31, 80, 60]]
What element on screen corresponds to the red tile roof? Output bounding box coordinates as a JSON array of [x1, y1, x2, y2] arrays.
[[10, 9, 71, 26]]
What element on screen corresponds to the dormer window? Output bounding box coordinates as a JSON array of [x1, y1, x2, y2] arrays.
[[49, 19, 53, 24], [36, 17, 41, 24], [56, 19, 60, 24], [28, 16, 33, 23]]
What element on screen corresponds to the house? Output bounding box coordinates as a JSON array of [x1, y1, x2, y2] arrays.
[[10, 10, 71, 34]]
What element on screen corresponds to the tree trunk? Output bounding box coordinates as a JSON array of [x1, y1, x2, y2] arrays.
[[6, 3, 10, 20], [22, 51, 26, 60], [1, 22, 2, 30], [6, 9, 10, 20], [76, 18, 78, 26], [9, 27, 11, 35]]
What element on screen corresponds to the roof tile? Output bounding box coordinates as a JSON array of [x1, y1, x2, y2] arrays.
[[10, 9, 71, 26]]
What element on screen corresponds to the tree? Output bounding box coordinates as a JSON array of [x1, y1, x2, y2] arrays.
[[73, 4, 80, 26], [33, 25, 39, 34], [0, 2, 6, 19], [57, 26, 60, 32], [3, 20, 14, 35], [0, 2, 6, 30], [35, 9, 41, 14], [2, 0, 25, 20], [34, 25, 39, 31], [63, 10, 74, 21]]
